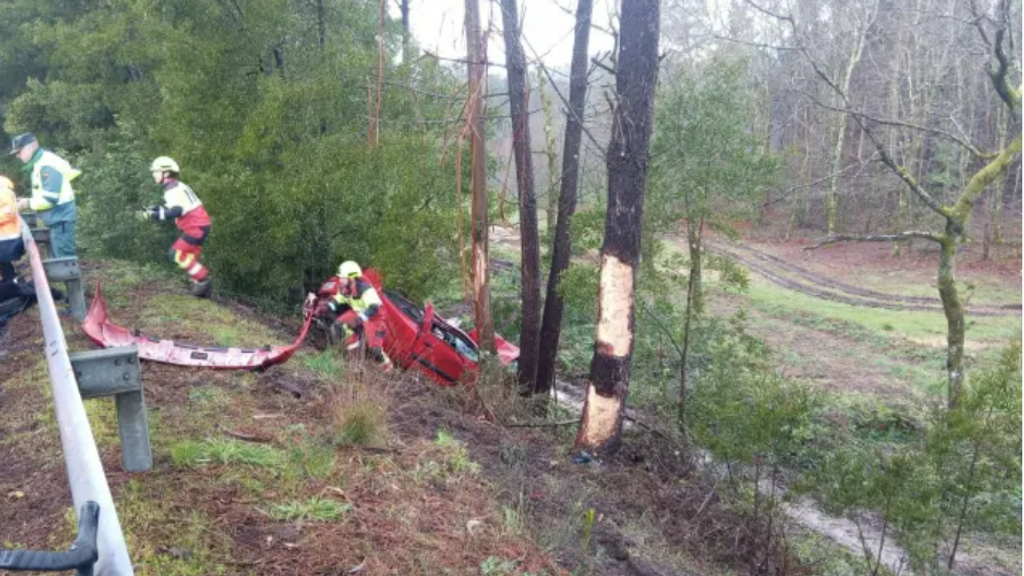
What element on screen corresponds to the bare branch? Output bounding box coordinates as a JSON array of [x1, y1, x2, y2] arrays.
[[744, 0, 794, 25], [422, 50, 506, 68], [535, 62, 609, 159], [800, 91, 998, 159], [988, 4, 1021, 121], [712, 33, 800, 52], [804, 232, 942, 251], [750, 0, 950, 219], [591, 55, 616, 75], [762, 160, 872, 207]]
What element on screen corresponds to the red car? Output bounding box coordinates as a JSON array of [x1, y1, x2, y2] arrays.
[[83, 270, 518, 380], [308, 269, 519, 386]]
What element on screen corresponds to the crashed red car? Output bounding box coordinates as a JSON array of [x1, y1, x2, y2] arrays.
[[309, 269, 518, 385], [84, 269, 518, 383]]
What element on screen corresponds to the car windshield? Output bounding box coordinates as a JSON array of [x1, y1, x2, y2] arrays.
[[432, 324, 479, 364], [384, 290, 423, 323]]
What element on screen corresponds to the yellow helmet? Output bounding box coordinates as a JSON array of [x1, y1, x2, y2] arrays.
[[150, 156, 180, 173], [338, 261, 363, 278], [0, 175, 13, 191]]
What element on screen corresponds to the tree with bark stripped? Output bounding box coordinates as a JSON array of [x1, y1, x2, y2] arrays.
[[465, 0, 495, 354], [575, 0, 660, 456]]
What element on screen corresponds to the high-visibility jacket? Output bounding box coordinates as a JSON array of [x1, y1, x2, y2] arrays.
[[332, 277, 383, 321], [152, 179, 211, 236], [28, 149, 80, 215], [0, 186, 20, 242]]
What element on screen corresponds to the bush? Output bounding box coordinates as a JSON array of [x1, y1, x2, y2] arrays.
[[803, 342, 1023, 573]]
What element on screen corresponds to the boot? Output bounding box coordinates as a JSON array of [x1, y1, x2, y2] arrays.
[[190, 278, 212, 298]]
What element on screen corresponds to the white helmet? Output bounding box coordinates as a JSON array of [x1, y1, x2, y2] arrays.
[[150, 156, 180, 173], [338, 261, 363, 278]]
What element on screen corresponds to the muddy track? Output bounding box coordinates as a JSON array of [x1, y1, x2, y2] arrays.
[[699, 238, 1021, 317]]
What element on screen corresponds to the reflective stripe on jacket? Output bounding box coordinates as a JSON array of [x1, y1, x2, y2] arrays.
[[162, 180, 212, 234], [332, 278, 383, 318], [29, 150, 80, 213]]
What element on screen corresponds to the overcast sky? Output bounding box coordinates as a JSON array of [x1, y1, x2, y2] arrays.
[[399, 0, 619, 68]]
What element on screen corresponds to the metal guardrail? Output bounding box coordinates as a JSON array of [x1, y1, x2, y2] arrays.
[[18, 216, 135, 576]]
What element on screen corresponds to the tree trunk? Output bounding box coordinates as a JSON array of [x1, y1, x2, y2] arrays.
[[316, 0, 325, 51], [937, 230, 965, 408], [678, 250, 696, 430], [943, 133, 1022, 407], [500, 0, 542, 390], [687, 215, 705, 315], [400, 0, 412, 63], [575, 0, 660, 456], [465, 0, 495, 353], [825, 31, 868, 235], [538, 68, 560, 235], [369, 0, 386, 149], [535, 0, 594, 396], [678, 215, 704, 429]]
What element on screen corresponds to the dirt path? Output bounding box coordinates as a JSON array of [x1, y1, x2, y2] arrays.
[[694, 236, 1021, 317]]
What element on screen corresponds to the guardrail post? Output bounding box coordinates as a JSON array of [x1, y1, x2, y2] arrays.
[[42, 256, 87, 321], [69, 345, 153, 472], [30, 226, 52, 258]]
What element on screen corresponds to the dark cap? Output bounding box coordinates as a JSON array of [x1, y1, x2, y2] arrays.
[[9, 132, 37, 155]]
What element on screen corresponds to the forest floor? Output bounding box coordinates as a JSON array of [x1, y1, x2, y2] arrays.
[[1, 231, 1020, 576], [1, 259, 783, 576], [497, 224, 1023, 575]]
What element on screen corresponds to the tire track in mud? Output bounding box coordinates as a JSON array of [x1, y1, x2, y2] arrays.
[[699, 238, 1021, 317]]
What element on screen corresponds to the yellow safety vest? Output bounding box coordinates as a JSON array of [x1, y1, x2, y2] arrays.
[[30, 150, 81, 212]]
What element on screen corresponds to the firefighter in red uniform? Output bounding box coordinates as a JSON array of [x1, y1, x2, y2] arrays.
[[328, 261, 393, 371], [138, 157, 213, 297]]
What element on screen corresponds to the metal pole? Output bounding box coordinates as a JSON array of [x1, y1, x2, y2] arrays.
[[19, 217, 135, 576]]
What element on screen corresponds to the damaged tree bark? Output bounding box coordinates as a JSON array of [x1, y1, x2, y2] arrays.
[[575, 0, 660, 456], [465, 0, 495, 353]]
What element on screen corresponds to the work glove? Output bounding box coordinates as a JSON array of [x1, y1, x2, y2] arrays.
[[135, 207, 154, 221]]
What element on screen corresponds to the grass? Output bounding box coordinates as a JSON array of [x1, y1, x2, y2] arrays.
[[116, 478, 232, 576], [266, 497, 351, 522], [851, 271, 1021, 305], [742, 276, 1022, 344], [138, 293, 280, 347], [2, 257, 572, 576], [170, 438, 283, 468], [301, 348, 345, 378], [83, 259, 176, 309]]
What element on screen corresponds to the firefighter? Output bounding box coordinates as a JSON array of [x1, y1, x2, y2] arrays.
[[10, 133, 80, 258], [137, 157, 213, 298], [0, 176, 25, 282], [328, 261, 393, 371]]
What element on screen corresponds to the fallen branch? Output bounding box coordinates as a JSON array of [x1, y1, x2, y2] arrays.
[[223, 429, 274, 443], [506, 419, 578, 428], [804, 232, 942, 251]]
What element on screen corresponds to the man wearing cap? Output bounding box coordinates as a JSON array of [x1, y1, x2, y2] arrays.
[[10, 133, 80, 258]]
